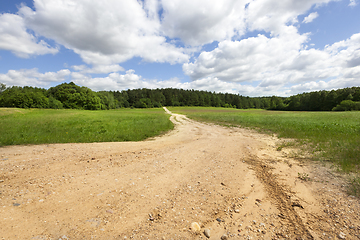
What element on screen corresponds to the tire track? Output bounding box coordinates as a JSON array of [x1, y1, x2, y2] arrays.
[[245, 157, 314, 239]]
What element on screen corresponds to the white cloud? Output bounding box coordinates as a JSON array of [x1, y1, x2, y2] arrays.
[[71, 64, 125, 74], [288, 74, 360, 95], [183, 31, 360, 96], [160, 0, 248, 46], [349, 0, 357, 6], [18, 0, 189, 65], [245, 0, 332, 36], [183, 29, 308, 82], [0, 68, 70, 87], [71, 69, 185, 91], [302, 12, 319, 23], [0, 13, 58, 58]]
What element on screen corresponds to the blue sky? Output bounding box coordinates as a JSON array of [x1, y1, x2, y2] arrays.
[[0, 0, 359, 96]]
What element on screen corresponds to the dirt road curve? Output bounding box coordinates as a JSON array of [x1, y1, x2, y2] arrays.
[[1, 108, 360, 240]]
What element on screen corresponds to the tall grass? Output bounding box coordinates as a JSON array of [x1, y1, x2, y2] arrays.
[[169, 107, 360, 173], [0, 108, 173, 146]]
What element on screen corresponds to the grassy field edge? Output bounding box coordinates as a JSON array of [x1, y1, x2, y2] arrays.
[[0, 108, 174, 147]]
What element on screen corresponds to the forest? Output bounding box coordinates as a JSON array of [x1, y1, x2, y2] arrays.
[[0, 82, 359, 111]]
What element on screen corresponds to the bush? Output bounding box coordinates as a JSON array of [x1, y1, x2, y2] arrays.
[[0, 86, 49, 108], [47, 82, 102, 110], [48, 96, 63, 109], [332, 100, 360, 111]]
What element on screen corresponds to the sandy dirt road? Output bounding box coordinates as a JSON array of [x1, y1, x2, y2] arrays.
[[1, 108, 360, 240]]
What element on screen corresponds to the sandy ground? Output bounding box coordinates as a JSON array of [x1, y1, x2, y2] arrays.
[[1, 107, 360, 240]]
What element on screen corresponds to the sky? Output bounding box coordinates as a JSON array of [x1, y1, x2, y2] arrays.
[[0, 0, 360, 97]]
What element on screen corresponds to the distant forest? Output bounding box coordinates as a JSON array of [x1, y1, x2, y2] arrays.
[[0, 82, 359, 111]]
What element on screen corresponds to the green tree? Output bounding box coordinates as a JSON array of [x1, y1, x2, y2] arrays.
[[269, 96, 285, 110], [47, 82, 102, 110], [97, 91, 117, 109], [48, 96, 63, 109], [332, 100, 360, 111], [0, 86, 49, 108], [0, 83, 6, 94], [135, 98, 153, 108]]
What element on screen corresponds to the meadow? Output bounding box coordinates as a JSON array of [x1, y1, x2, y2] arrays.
[[0, 108, 173, 146], [169, 107, 360, 173]]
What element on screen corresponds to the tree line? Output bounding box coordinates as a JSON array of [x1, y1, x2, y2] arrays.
[[0, 82, 359, 111], [269, 87, 360, 111]]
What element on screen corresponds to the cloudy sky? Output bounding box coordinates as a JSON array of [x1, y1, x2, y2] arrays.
[[0, 0, 359, 96]]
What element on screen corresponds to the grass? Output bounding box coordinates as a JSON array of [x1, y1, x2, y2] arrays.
[[0, 108, 173, 146], [348, 177, 360, 197], [168, 107, 360, 173]]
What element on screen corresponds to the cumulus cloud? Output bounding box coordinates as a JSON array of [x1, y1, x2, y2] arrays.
[[0, 68, 70, 87], [18, 0, 189, 65], [71, 69, 186, 91], [71, 64, 125, 74], [349, 0, 357, 6], [183, 30, 360, 96], [288, 74, 360, 95], [183, 29, 308, 82], [0, 13, 58, 58], [302, 12, 319, 23], [245, 0, 332, 35], [160, 0, 247, 46]]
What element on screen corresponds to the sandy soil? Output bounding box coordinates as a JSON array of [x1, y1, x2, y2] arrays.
[[1, 107, 360, 240]]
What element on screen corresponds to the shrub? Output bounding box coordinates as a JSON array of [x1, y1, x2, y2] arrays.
[[332, 100, 360, 111]]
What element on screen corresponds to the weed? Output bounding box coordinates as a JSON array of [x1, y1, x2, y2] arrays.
[[348, 177, 360, 197], [298, 172, 311, 181], [276, 140, 297, 152]]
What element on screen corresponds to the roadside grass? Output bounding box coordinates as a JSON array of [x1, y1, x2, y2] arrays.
[[348, 177, 360, 198], [0, 108, 173, 146], [169, 107, 360, 174]]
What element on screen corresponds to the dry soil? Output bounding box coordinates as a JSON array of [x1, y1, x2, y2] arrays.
[[1, 107, 360, 240]]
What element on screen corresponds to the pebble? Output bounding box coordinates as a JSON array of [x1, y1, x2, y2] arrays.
[[216, 218, 222, 223], [204, 229, 210, 238], [234, 209, 240, 213], [339, 232, 346, 239], [191, 222, 201, 232], [221, 235, 228, 240]]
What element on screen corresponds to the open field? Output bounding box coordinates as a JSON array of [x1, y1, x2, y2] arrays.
[[1, 108, 360, 239], [169, 107, 360, 173], [0, 108, 173, 147]]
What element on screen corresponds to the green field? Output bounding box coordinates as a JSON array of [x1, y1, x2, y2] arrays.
[[169, 107, 360, 173], [0, 108, 173, 146]]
